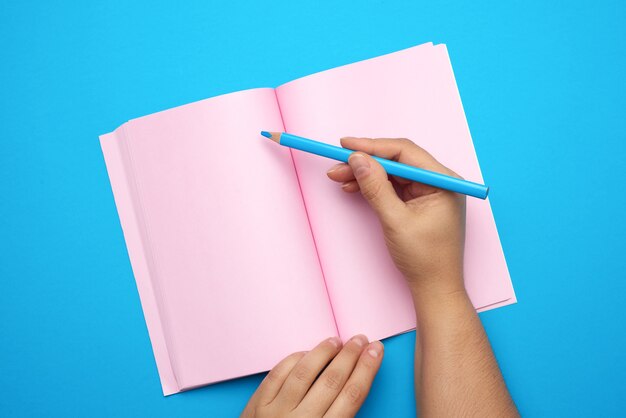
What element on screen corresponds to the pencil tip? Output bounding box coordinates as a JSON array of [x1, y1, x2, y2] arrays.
[[260, 131, 281, 143]]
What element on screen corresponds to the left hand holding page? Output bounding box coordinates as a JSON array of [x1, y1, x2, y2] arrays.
[[241, 335, 383, 418]]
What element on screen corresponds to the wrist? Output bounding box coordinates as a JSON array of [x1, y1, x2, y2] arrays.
[[408, 274, 469, 317]]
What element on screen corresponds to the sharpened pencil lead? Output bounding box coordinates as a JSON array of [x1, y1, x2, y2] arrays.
[[260, 131, 281, 143]]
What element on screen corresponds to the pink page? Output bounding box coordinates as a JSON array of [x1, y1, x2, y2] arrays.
[[276, 44, 516, 341], [100, 88, 337, 395]]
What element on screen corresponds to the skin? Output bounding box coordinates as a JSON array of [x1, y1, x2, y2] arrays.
[[241, 335, 383, 417], [243, 137, 518, 417]]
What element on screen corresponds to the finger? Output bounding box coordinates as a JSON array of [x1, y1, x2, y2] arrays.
[[273, 337, 342, 409], [340, 137, 453, 175], [253, 351, 307, 406], [388, 170, 444, 200], [341, 181, 360, 193], [391, 175, 412, 185], [325, 341, 384, 418], [387, 173, 439, 201], [347, 153, 404, 221], [296, 335, 369, 416], [343, 137, 462, 200], [402, 182, 440, 201], [326, 163, 355, 182]]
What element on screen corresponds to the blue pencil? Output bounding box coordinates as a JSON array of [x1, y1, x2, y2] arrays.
[[261, 131, 489, 199]]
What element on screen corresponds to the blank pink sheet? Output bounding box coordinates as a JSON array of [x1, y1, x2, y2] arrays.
[[100, 89, 337, 395]]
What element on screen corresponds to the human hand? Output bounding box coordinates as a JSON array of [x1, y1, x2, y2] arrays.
[[326, 138, 466, 298], [241, 335, 383, 418]]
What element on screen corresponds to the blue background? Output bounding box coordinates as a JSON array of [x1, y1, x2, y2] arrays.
[[1, 0, 625, 416]]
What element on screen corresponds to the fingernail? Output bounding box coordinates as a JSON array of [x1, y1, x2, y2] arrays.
[[367, 341, 383, 358], [328, 337, 341, 348], [348, 153, 370, 180], [350, 334, 368, 347], [326, 163, 345, 174]]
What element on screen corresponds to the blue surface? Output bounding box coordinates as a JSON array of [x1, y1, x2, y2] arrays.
[[1, 1, 625, 416]]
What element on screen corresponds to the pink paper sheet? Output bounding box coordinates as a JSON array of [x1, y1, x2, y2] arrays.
[[100, 88, 337, 395], [277, 43, 516, 340]]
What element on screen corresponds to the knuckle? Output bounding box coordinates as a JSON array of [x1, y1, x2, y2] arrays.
[[293, 365, 311, 382], [361, 356, 377, 370], [322, 371, 343, 391], [265, 367, 281, 382], [289, 351, 307, 361], [343, 383, 363, 405], [371, 140, 383, 155], [254, 404, 268, 417], [267, 352, 305, 382], [361, 179, 383, 201]]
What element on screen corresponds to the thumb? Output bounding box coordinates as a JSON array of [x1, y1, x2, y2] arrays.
[[348, 152, 403, 220]]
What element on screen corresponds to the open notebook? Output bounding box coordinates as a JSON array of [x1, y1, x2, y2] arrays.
[[100, 42, 516, 395]]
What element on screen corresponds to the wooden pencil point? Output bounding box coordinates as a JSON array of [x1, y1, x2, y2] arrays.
[[261, 131, 281, 143]]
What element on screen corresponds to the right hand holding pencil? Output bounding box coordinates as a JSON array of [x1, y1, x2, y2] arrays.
[[326, 137, 467, 300]]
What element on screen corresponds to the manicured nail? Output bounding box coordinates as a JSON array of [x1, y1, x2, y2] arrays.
[[326, 163, 345, 174], [367, 341, 383, 358], [348, 153, 370, 179], [328, 337, 341, 348], [351, 334, 368, 347]]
